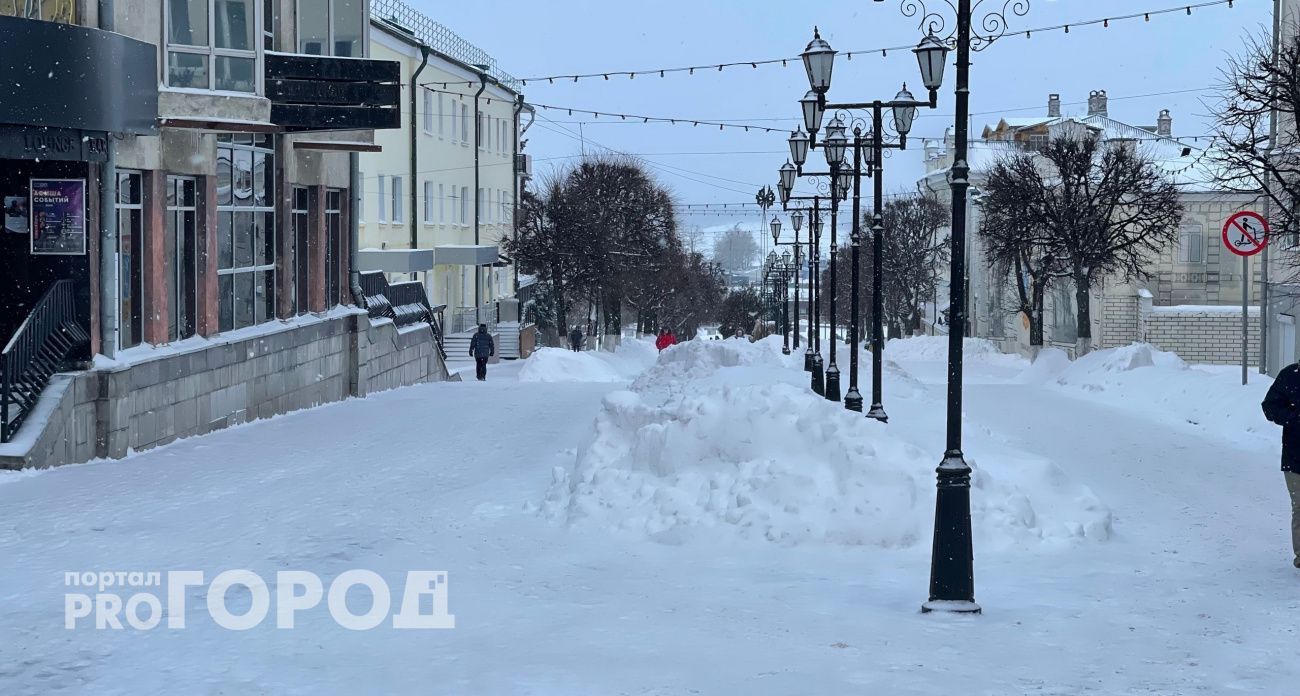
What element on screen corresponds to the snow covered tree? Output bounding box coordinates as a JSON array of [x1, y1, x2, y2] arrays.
[[875, 195, 950, 338], [717, 287, 764, 338], [712, 225, 760, 274]]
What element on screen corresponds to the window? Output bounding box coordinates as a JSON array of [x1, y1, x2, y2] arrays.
[[488, 189, 494, 223], [477, 187, 484, 224], [450, 101, 458, 143], [262, 0, 273, 50], [460, 186, 468, 225], [292, 186, 310, 315], [391, 176, 403, 223], [377, 175, 386, 223], [500, 189, 508, 223], [1051, 283, 1078, 343], [476, 113, 485, 149], [438, 93, 446, 138], [460, 104, 469, 143], [117, 171, 144, 348], [216, 134, 276, 331], [166, 0, 258, 93], [1, 3, 77, 22], [423, 181, 433, 223], [438, 184, 445, 223], [166, 176, 199, 342], [1176, 224, 1205, 264], [325, 189, 343, 307], [297, 0, 364, 57], [422, 89, 434, 134], [499, 120, 506, 156], [450, 187, 459, 224]]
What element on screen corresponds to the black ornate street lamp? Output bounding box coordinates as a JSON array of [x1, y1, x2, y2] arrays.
[[756, 185, 776, 285], [875, 0, 1029, 615]]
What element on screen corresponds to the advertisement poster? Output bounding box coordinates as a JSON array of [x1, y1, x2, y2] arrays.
[[3, 195, 27, 234], [30, 179, 86, 255]]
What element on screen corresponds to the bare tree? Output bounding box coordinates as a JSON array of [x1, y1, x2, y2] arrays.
[[877, 195, 950, 338], [981, 135, 1183, 354], [1209, 23, 1300, 253], [712, 225, 760, 274]]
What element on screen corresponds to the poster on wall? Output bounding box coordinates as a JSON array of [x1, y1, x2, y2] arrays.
[[3, 195, 27, 234], [30, 179, 86, 255]]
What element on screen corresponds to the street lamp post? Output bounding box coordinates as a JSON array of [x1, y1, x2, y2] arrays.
[[781, 250, 793, 354], [874, 0, 1029, 615]]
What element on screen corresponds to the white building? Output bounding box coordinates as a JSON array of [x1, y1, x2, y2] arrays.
[[358, 0, 531, 347]]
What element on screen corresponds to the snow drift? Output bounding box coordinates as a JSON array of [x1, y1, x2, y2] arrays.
[[517, 339, 658, 383], [544, 338, 1111, 547]]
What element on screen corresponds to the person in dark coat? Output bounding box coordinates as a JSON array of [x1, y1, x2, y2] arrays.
[[1261, 363, 1300, 569], [468, 324, 494, 381], [569, 326, 584, 352]]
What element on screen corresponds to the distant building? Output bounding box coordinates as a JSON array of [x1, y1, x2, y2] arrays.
[[919, 91, 1259, 363]]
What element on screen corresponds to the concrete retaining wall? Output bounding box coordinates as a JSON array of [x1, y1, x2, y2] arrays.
[[0, 312, 448, 470]]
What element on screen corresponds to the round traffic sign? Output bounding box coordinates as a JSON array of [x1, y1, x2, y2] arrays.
[[1222, 211, 1269, 257]]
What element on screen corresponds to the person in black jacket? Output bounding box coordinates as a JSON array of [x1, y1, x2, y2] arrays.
[[569, 326, 583, 352], [1261, 363, 1300, 569], [468, 324, 494, 381]]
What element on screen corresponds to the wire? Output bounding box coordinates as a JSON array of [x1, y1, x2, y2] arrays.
[[415, 0, 1247, 89]]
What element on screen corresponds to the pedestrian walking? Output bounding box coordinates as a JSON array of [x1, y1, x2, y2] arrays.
[[733, 327, 746, 340], [1261, 363, 1300, 569], [569, 326, 584, 352], [655, 329, 672, 352], [468, 324, 494, 381]]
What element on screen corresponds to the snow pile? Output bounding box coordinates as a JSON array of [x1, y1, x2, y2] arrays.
[[517, 340, 658, 383], [1029, 343, 1275, 442], [885, 335, 1026, 368], [544, 339, 1111, 547]]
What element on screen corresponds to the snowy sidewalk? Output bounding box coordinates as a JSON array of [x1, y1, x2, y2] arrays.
[[1, 338, 1297, 694]]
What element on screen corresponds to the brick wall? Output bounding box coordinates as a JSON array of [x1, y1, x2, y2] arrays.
[[1144, 309, 1260, 365], [1100, 294, 1140, 349]]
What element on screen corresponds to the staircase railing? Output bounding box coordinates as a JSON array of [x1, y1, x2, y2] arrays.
[[357, 272, 447, 361], [2, 280, 84, 443]]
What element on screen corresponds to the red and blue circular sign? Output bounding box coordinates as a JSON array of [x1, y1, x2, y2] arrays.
[[1222, 211, 1269, 257]]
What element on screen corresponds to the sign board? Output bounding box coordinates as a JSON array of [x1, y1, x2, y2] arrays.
[[1222, 211, 1269, 257], [30, 179, 87, 255]]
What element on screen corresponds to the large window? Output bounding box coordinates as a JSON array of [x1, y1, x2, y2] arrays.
[[166, 0, 258, 93], [117, 171, 144, 349], [460, 186, 468, 226], [1, 1, 76, 22], [460, 104, 469, 143], [292, 186, 310, 315], [422, 89, 434, 134], [423, 181, 433, 224], [377, 176, 386, 223], [297, 0, 364, 57], [1177, 224, 1205, 264], [166, 176, 198, 342], [215, 134, 275, 331], [391, 176, 403, 223], [325, 189, 343, 308], [438, 94, 446, 138]]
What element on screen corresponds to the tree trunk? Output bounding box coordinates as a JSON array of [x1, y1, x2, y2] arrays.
[[1029, 281, 1046, 348], [553, 262, 567, 349], [1074, 268, 1094, 356]]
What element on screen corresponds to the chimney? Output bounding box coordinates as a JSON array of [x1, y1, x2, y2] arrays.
[[1087, 90, 1108, 118], [1048, 93, 1061, 118], [1157, 109, 1172, 137]]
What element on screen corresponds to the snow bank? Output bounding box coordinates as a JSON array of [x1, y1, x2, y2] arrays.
[[885, 335, 1026, 367], [1022, 343, 1275, 444], [517, 340, 658, 383], [544, 339, 1111, 547]]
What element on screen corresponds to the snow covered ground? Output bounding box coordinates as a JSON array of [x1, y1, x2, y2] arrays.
[[1, 336, 1295, 694]]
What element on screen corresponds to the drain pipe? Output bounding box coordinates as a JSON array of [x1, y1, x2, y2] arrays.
[[409, 44, 432, 264], [98, 0, 118, 358], [349, 151, 364, 306], [472, 70, 487, 309], [512, 95, 524, 296]]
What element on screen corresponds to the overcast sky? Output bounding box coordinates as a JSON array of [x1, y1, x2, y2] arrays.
[[410, 0, 1274, 239]]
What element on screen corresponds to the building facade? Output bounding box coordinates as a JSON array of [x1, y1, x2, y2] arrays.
[[358, 0, 530, 351], [0, 1, 453, 468], [919, 91, 1259, 363]]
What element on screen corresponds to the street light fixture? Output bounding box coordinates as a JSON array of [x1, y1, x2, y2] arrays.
[[892, 85, 919, 137], [789, 128, 810, 167], [801, 90, 825, 137], [779, 161, 797, 193], [801, 27, 836, 96], [913, 33, 949, 103], [791, 209, 804, 232], [770, 216, 782, 245]]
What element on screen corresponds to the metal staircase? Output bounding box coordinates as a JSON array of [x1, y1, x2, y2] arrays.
[[2, 280, 89, 443], [358, 271, 447, 363]]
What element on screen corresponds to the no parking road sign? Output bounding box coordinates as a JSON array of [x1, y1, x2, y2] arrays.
[[1222, 211, 1269, 257]]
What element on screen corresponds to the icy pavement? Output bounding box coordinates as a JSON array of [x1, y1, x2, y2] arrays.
[[0, 337, 1296, 694]]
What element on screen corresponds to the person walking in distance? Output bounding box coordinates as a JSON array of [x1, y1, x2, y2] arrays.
[[468, 324, 495, 381], [1261, 362, 1300, 569], [569, 326, 584, 352], [655, 328, 671, 352]]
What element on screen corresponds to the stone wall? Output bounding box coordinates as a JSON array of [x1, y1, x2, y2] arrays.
[[1145, 308, 1260, 366], [0, 312, 449, 470]]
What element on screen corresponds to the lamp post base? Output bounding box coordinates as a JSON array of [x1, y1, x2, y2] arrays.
[[782, 344, 791, 355], [804, 349, 814, 372], [811, 355, 825, 395], [825, 365, 842, 402], [920, 600, 982, 615], [844, 387, 864, 412], [867, 403, 888, 423]]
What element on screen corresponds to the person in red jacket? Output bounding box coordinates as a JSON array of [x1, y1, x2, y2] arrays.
[[655, 329, 676, 351]]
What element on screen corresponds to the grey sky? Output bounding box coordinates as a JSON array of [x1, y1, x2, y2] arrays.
[[410, 0, 1273, 237]]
